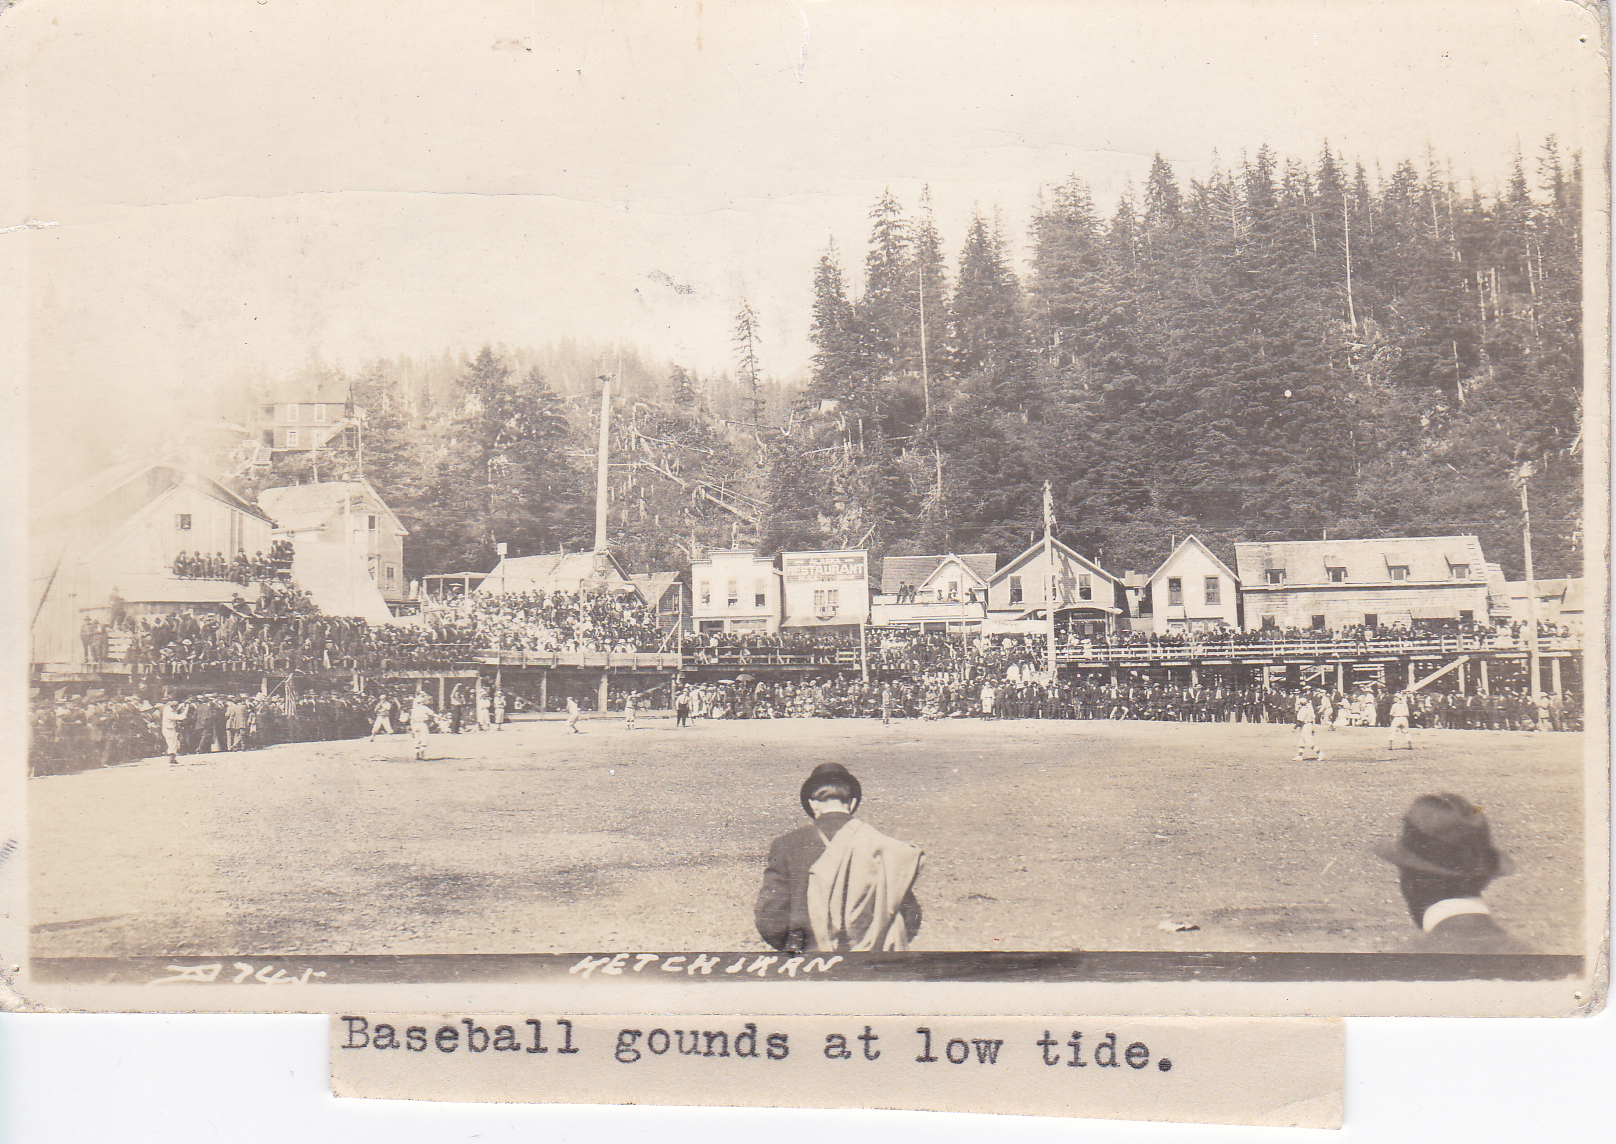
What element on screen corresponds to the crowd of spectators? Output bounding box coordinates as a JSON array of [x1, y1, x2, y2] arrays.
[[672, 673, 1580, 731], [91, 606, 371, 673], [1089, 618, 1576, 651], [171, 540, 295, 583], [28, 687, 372, 777], [425, 589, 665, 654]]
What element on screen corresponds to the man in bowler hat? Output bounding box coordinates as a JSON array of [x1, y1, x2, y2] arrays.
[[754, 763, 922, 954], [1374, 792, 1527, 953]]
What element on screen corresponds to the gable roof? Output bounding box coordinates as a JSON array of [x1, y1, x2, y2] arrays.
[[880, 553, 997, 594], [1235, 535, 1490, 586], [39, 459, 271, 524], [1148, 535, 1240, 586], [257, 479, 405, 534], [478, 551, 639, 596], [629, 571, 684, 604], [1504, 577, 1585, 611], [989, 537, 1118, 585]]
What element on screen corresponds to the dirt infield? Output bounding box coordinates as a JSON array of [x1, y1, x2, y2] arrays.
[[29, 716, 1586, 957]]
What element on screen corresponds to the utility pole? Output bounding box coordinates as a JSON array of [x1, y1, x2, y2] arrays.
[[593, 376, 611, 553], [1517, 462, 1542, 716], [917, 262, 931, 425], [1043, 480, 1057, 679]]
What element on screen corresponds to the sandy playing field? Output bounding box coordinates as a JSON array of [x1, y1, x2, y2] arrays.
[[28, 715, 1586, 958]]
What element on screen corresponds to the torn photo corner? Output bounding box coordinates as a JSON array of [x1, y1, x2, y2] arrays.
[[2, 0, 1608, 1019]]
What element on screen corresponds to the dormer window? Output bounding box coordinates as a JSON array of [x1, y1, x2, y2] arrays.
[[1388, 565, 1409, 582], [1265, 569, 1285, 585], [1449, 564, 1470, 579], [1327, 567, 1347, 583]]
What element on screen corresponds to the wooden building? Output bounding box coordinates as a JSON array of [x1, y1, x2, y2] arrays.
[[1139, 535, 1242, 634], [690, 549, 780, 634], [1235, 535, 1504, 632], [30, 460, 275, 664], [986, 538, 1124, 637], [477, 551, 639, 598], [870, 552, 995, 631], [257, 479, 408, 607]]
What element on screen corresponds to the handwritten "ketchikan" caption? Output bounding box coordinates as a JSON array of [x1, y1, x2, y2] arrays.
[[330, 1013, 1342, 1127]]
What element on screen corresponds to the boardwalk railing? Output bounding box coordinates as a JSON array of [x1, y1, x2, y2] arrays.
[[1055, 634, 1578, 664], [36, 633, 1577, 682]]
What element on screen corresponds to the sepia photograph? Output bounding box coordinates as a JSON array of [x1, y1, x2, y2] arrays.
[[3, 0, 1607, 1017]]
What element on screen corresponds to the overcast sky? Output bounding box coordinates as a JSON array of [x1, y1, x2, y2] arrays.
[[7, 0, 1606, 491]]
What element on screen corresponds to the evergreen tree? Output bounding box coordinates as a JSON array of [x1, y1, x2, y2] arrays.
[[806, 240, 858, 408], [732, 300, 766, 425]]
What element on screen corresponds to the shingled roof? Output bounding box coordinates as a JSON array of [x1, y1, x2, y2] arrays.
[[1234, 535, 1490, 586], [879, 553, 998, 595], [257, 480, 402, 534]]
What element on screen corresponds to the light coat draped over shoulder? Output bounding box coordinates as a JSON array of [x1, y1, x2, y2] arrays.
[[807, 818, 924, 952]]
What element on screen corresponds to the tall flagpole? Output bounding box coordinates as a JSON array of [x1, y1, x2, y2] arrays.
[[1517, 462, 1541, 719], [1044, 480, 1057, 679], [593, 376, 611, 554]]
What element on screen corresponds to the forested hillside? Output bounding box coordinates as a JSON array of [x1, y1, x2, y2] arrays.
[[790, 139, 1584, 581], [228, 138, 1585, 585]]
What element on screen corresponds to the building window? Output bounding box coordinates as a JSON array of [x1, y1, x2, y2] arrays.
[[176, 513, 192, 530], [1328, 567, 1347, 583], [367, 514, 378, 531], [1310, 615, 1326, 629], [1078, 574, 1092, 601], [1009, 576, 1023, 604], [726, 579, 738, 607], [946, 580, 958, 600], [1265, 569, 1285, 584], [1167, 577, 1183, 606], [312, 404, 326, 422], [1204, 576, 1220, 606], [813, 588, 840, 612], [1459, 609, 1474, 624], [1260, 614, 1277, 629], [286, 428, 299, 447], [1364, 613, 1378, 629], [1450, 564, 1470, 579], [262, 404, 276, 419], [386, 564, 396, 586], [754, 578, 767, 608], [1388, 565, 1409, 581], [285, 404, 299, 422], [699, 581, 710, 607]]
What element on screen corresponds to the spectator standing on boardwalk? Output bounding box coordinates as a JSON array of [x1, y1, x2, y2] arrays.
[[492, 688, 506, 730], [675, 687, 691, 727], [566, 695, 583, 734]]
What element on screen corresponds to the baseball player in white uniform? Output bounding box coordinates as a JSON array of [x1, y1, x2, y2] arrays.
[[1387, 691, 1413, 750]]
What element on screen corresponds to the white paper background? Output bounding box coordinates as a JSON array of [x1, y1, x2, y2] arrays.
[[3, 1010, 1613, 1140]]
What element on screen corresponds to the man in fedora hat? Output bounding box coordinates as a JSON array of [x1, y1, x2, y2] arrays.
[[754, 763, 923, 954], [1374, 792, 1527, 953]]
